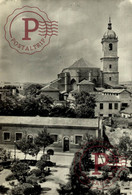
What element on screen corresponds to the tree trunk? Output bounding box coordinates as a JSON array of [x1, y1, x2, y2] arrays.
[[43, 147, 45, 154]]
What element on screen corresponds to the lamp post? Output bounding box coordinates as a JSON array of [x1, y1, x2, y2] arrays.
[[14, 141, 16, 161]]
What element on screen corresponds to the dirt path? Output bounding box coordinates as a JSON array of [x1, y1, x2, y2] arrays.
[[40, 166, 70, 195]]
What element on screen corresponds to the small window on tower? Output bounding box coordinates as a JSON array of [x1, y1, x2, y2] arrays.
[[109, 64, 112, 69], [109, 43, 113, 50], [109, 77, 111, 81]]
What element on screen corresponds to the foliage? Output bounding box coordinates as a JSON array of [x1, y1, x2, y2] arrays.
[[50, 104, 76, 117], [11, 183, 41, 195], [118, 136, 131, 155], [108, 184, 120, 195], [15, 138, 40, 159], [11, 161, 30, 183], [0, 92, 53, 116], [24, 83, 43, 96], [34, 128, 54, 153], [5, 173, 16, 181], [58, 139, 114, 195], [108, 148, 119, 165], [74, 91, 96, 118], [36, 154, 50, 173], [26, 175, 38, 185], [0, 185, 9, 194], [116, 166, 130, 181], [0, 147, 11, 161], [30, 169, 41, 177]]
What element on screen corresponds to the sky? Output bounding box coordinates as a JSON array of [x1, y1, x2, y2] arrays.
[[0, 0, 132, 83]]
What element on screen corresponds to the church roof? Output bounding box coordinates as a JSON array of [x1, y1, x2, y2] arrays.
[[40, 85, 59, 92], [68, 58, 97, 69], [78, 79, 94, 85]]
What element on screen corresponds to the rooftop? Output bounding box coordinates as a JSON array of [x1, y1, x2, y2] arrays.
[[67, 58, 99, 69], [103, 89, 130, 94], [95, 94, 120, 102], [0, 116, 99, 128], [40, 85, 59, 92], [78, 79, 94, 85], [121, 105, 132, 114]]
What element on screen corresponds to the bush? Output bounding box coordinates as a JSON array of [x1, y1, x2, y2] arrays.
[[0, 185, 9, 194], [5, 173, 16, 181], [26, 175, 38, 185], [11, 183, 41, 195], [116, 167, 130, 181], [30, 169, 41, 177]]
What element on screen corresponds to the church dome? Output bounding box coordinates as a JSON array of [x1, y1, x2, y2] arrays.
[[103, 29, 116, 39], [103, 18, 117, 39]]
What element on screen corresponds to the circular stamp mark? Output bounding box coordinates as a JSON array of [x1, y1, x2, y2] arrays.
[[74, 141, 125, 190], [4, 6, 58, 55]]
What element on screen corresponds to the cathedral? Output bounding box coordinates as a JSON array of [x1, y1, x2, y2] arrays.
[[54, 18, 119, 95]]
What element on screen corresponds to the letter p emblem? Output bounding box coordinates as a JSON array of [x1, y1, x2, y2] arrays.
[[22, 18, 39, 40], [92, 153, 109, 175]]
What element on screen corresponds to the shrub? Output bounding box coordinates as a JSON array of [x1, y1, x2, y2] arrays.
[[5, 173, 16, 181], [0, 185, 9, 194], [116, 167, 130, 181], [11, 183, 41, 195], [30, 169, 41, 177], [26, 175, 38, 185]]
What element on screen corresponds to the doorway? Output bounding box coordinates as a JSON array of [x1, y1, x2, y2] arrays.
[[63, 137, 69, 152]]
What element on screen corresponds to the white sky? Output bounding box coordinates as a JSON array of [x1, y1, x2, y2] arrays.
[[0, 0, 132, 83]]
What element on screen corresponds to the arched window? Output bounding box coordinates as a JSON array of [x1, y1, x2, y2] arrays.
[[109, 43, 113, 50], [71, 79, 77, 90], [109, 64, 112, 69], [27, 135, 33, 143]]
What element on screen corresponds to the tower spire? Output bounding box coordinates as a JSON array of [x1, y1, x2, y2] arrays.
[[108, 17, 112, 30]]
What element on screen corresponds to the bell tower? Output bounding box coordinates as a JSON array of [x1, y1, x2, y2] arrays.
[[101, 18, 119, 86]]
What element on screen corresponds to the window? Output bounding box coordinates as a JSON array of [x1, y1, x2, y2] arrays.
[[114, 103, 118, 110], [109, 43, 113, 50], [109, 103, 112, 110], [75, 135, 82, 144], [109, 77, 111, 81], [16, 133, 22, 141], [100, 103, 103, 109], [51, 134, 58, 142], [4, 132, 10, 141], [27, 135, 33, 143], [109, 64, 112, 69], [100, 114, 103, 117], [109, 114, 112, 117]]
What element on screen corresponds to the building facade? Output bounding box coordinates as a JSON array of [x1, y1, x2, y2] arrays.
[[0, 116, 103, 152], [95, 94, 121, 117], [102, 89, 132, 108]]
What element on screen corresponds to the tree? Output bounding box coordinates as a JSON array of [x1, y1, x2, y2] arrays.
[[50, 104, 76, 117], [74, 91, 96, 118], [24, 83, 43, 96], [15, 138, 40, 159], [34, 128, 54, 154], [116, 166, 130, 181], [118, 136, 132, 165], [21, 94, 53, 116], [36, 94, 53, 116], [11, 161, 30, 183]]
